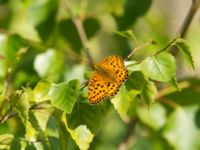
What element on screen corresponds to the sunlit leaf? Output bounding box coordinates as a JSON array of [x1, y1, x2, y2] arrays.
[[175, 38, 195, 70], [142, 79, 157, 106], [34, 49, 64, 79], [162, 106, 200, 150], [15, 88, 31, 121], [62, 114, 94, 150], [111, 85, 140, 121], [34, 80, 52, 102], [0, 134, 13, 149], [48, 80, 80, 114], [137, 103, 167, 130], [27, 0, 58, 26], [141, 52, 176, 82], [30, 104, 54, 131]]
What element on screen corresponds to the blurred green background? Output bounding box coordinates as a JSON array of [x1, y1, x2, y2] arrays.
[[0, 0, 200, 150]]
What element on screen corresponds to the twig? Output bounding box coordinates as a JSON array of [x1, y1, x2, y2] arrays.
[[0, 100, 52, 124], [159, 98, 180, 109], [61, 0, 95, 68], [171, 0, 200, 56], [155, 35, 180, 55], [0, 111, 18, 124], [126, 40, 156, 60], [155, 81, 190, 100], [118, 118, 138, 150]]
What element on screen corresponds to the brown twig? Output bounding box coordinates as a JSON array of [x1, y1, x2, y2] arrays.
[[171, 0, 200, 56], [61, 0, 95, 68], [155, 81, 190, 100], [126, 40, 156, 60]]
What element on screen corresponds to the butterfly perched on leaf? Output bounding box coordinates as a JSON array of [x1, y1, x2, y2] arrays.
[[88, 55, 129, 104]]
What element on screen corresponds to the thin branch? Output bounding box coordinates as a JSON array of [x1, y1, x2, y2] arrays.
[[155, 35, 180, 55], [61, 0, 95, 68], [126, 40, 156, 60], [0, 100, 51, 124], [0, 111, 18, 124], [155, 81, 190, 100], [171, 0, 200, 56], [159, 98, 181, 109], [179, 0, 200, 38], [118, 118, 138, 150]]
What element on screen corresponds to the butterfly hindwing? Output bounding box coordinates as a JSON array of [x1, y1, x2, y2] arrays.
[[88, 71, 108, 104]]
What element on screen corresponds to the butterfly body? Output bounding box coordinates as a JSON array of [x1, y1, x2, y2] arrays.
[[94, 64, 118, 83], [88, 55, 128, 104]]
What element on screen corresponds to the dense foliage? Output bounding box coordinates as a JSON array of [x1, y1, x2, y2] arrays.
[[0, 0, 200, 150]]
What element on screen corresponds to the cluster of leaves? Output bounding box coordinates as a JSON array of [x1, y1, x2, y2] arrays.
[[0, 0, 200, 150]]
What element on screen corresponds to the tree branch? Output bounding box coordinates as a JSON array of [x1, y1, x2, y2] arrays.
[[171, 0, 200, 55], [0, 100, 51, 124], [61, 0, 95, 68]]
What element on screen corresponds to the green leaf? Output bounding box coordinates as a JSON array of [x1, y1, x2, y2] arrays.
[[5, 34, 24, 63], [0, 134, 13, 149], [27, 0, 58, 26], [66, 103, 106, 133], [15, 88, 31, 121], [175, 38, 195, 70], [111, 85, 140, 121], [125, 71, 157, 106], [169, 75, 180, 91], [30, 103, 54, 131], [34, 80, 51, 102], [114, 30, 136, 41], [48, 80, 80, 114], [162, 106, 200, 150], [62, 114, 94, 150], [137, 103, 167, 130], [114, 0, 152, 29], [141, 78, 157, 106], [34, 49, 64, 79], [125, 71, 146, 91], [141, 52, 176, 82]]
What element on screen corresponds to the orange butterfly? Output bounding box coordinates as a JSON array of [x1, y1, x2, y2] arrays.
[[88, 55, 128, 104]]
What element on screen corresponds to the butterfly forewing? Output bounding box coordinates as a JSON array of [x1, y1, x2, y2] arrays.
[[88, 55, 129, 104]]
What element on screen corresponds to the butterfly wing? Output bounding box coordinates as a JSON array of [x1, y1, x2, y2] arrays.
[[106, 82, 120, 98], [88, 71, 108, 104], [101, 55, 129, 83], [88, 55, 129, 104]]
